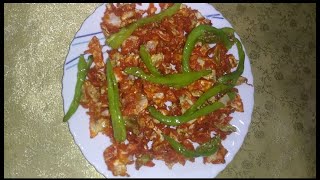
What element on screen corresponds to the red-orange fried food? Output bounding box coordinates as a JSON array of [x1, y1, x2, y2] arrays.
[[80, 3, 246, 176], [84, 36, 104, 69]]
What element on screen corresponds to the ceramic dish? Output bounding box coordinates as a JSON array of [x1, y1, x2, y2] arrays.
[[62, 3, 254, 178]]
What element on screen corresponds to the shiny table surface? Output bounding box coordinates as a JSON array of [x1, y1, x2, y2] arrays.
[[4, 3, 316, 178]]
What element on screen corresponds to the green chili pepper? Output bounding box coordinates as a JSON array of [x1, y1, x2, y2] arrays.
[[106, 60, 126, 142], [86, 55, 93, 67], [198, 28, 235, 50], [182, 24, 245, 85], [139, 45, 161, 76], [182, 25, 235, 72], [226, 91, 237, 100], [215, 123, 237, 132], [106, 3, 181, 49], [124, 67, 211, 88], [184, 83, 233, 116], [163, 134, 221, 158], [148, 102, 224, 126], [63, 55, 93, 122], [220, 27, 235, 37], [217, 38, 245, 85], [163, 134, 198, 158], [195, 136, 221, 156], [148, 92, 236, 126]]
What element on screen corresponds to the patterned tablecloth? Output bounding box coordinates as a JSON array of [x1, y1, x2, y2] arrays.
[[4, 3, 316, 178]]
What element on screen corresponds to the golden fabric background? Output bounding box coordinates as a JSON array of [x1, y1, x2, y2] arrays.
[[4, 3, 316, 178]]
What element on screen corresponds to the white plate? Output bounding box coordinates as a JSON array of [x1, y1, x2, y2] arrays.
[[62, 3, 254, 178]]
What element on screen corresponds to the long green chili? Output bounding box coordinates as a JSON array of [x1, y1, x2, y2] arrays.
[[163, 134, 221, 158], [106, 3, 181, 49], [139, 45, 161, 76], [184, 83, 233, 116], [63, 55, 93, 122], [148, 92, 236, 126], [195, 136, 221, 157], [182, 24, 245, 85], [163, 134, 198, 158], [124, 67, 211, 88], [182, 25, 235, 72], [106, 60, 126, 142], [217, 38, 245, 85], [220, 27, 235, 37], [148, 102, 224, 126]]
